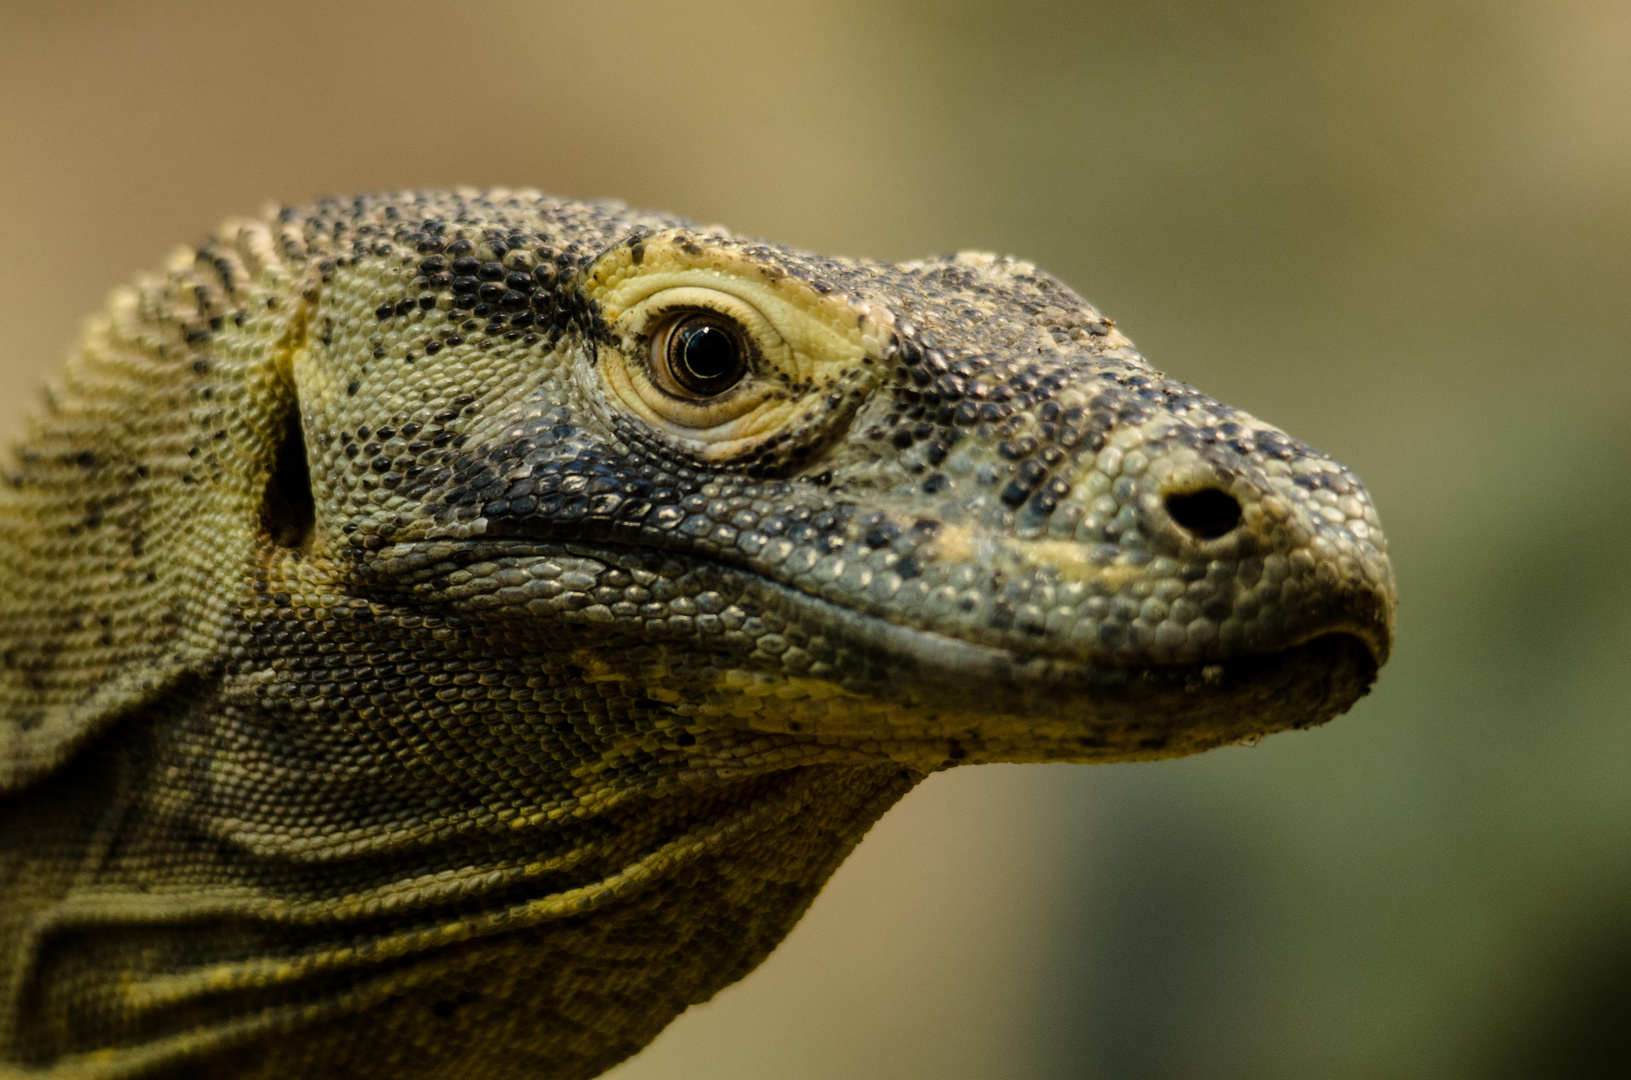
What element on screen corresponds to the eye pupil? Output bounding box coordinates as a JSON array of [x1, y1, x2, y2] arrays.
[[679, 325, 734, 381], [663, 314, 747, 396]]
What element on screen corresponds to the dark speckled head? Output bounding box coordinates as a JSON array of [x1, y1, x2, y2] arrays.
[[0, 188, 1398, 1077], [292, 190, 1396, 767]]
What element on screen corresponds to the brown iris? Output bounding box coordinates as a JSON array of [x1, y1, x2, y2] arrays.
[[654, 311, 750, 397]]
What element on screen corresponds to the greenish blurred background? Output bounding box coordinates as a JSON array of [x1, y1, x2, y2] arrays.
[[2, 2, 1628, 1076]]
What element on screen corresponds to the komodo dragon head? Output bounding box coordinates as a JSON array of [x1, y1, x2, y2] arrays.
[[0, 190, 1394, 1079]]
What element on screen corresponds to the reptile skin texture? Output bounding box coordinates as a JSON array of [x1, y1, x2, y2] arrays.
[[0, 190, 1395, 1079]]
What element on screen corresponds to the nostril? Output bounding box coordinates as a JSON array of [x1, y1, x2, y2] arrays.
[[1164, 488, 1242, 540]]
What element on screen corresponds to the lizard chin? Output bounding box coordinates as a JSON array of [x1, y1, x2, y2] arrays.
[[380, 537, 1382, 766], [695, 562, 1382, 765], [817, 631, 1380, 766]]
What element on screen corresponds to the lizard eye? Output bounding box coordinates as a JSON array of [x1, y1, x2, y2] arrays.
[[584, 232, 887, 461], [599, 285, 779, 435], [650, 310, 751, 399]]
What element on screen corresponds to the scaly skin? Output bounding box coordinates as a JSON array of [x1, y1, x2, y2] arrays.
[[0, 190, 1395, 1079]]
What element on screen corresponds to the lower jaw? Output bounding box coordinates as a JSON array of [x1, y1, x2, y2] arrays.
[[937, 634, 1379, 765], [391, 536, 1381, 765], [711, 632, 1380, 768], [699, 556, 1382, 759]]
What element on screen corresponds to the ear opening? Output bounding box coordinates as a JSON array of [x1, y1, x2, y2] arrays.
[[263, 405, 315, 550]]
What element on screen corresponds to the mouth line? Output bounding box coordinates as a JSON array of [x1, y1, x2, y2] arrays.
[[713, 548, 1380, 704], [392, 531, 1382, 712]]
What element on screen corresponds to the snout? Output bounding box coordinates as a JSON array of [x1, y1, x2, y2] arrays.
[[960, 416, 1397, 671]]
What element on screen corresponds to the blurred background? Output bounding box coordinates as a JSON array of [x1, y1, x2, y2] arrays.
[[3, 2, 1629, 1077]]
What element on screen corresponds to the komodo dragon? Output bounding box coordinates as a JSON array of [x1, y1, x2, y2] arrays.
[[0, 190, 1395, 1079]]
